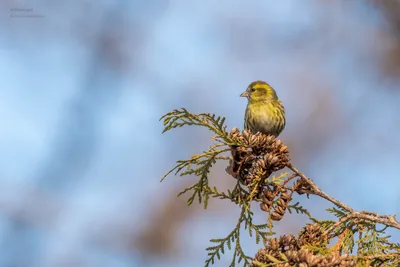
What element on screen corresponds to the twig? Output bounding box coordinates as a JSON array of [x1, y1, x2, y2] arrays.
[[287, 163, 400, 231], [287, 163, 353, 212], [282, 173, 298, 186], [355, 252, 400, 260]]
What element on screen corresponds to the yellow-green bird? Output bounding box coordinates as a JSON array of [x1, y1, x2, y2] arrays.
[[240, 81, 286, 137]]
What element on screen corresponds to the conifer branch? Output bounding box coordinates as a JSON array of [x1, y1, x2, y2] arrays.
[[160, 109, 400, 266]]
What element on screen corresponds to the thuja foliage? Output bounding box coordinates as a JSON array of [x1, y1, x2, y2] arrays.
[[160, 108, 400, 267]]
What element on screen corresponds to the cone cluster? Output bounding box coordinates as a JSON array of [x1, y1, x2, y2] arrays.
[[227, 128, 290, 183], [226, 128, 292, 216], [299, 224, 324, 245], [253, 224, 355, 267], [294, 178, 314, 195], [261, 187, 293, 221]]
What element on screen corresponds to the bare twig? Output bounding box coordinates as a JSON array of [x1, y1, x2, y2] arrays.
[[287, 163, 400, 231], [282, 173, 298, 187]]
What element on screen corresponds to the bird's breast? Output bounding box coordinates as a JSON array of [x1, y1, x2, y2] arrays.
[[245, 102, 285, 136]]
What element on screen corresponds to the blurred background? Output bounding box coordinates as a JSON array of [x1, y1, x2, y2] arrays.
[[1, 0, 400, 266]]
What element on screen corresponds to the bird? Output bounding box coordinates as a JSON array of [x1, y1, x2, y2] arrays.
[[240, 80, 286, 137]]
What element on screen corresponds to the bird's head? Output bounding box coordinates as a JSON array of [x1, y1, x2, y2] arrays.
[[240, 81, 278, 102]]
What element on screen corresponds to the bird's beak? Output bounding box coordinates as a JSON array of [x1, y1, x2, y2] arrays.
[[240, 91, 249, 97]]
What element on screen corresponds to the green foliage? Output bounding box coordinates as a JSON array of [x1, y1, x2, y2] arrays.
[[315, 205, 400, 266], [205, 206, 275, 267], [267, 172, 288, 185], [326, 206, 348, 219], [160, 109, 233, 208], [287, 202, 311, 218], [160, 108, 231, 143]]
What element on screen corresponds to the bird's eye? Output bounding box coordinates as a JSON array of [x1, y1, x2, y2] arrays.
[[250, 88, 256, 92]]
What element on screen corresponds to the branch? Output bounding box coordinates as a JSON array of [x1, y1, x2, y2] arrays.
[[288, 163, 400, 230], [160, 109, 400, 266]]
